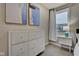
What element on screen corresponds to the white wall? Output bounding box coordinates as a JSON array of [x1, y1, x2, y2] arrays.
[[0, 3, 49, 55]]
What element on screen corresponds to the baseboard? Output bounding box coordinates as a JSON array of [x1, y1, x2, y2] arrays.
[[49, 41, 74, 53], [49, 41, 61, 47]]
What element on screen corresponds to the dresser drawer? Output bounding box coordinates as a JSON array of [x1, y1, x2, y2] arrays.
[[28, 39, 45, 56], [9, 31, 28, 45], [30, 34, 44, 40], [29, 30, 44, 40], [29, 38, 45, 48], [29, 44, 45, 56], [38, 38, 45, 46], [29, 40, 37, 49], [29, 48, 37, 56], [11, 43, 28, 56]]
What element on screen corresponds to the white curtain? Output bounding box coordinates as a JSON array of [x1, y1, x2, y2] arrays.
[[49, 9, 57, 41]]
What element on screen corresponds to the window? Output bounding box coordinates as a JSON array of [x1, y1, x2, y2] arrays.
[[56, 8, 69, 37]]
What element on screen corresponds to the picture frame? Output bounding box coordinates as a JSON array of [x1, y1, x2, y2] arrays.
[[6, 3, 27, 25], [28, 4, 40, 26]]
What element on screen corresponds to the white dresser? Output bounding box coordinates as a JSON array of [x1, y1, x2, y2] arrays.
[[8, 29, 45, 56], [28, 29, 45, 56]]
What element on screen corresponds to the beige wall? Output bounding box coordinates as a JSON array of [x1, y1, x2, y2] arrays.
[[69, 4, 79, 48], [0, 3, 49, 55], [69, 4, 79, 32]]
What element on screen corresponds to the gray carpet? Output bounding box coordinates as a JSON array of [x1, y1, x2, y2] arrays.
[[40, 44, 73, 56]]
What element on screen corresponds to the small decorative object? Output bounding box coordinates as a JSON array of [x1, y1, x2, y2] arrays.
[[6, 3, 27, 25], [29, 4, 40, 26], [64, 32, 69, 37]]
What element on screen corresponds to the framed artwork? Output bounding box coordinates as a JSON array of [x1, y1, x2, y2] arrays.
[[29, 4, 40, 26], [6, 3, 27, 25]]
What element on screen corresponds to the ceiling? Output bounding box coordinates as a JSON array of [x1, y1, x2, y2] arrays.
[[42, 3, 66, 9]]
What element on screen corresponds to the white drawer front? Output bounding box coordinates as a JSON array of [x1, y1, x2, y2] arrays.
[[9, 31, 28, 44], [29, 48, 37, 56], [30, 34, 44, 40], [38, 38, 45, 46], [29, 30, 44, 40], [28, 39, 45, 56], [29, 40, 37, 49], [29, 38, 45, 49], [28, 40, 39, 56], [11, 43, 28, 56], [29, 44, 45, 56]]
